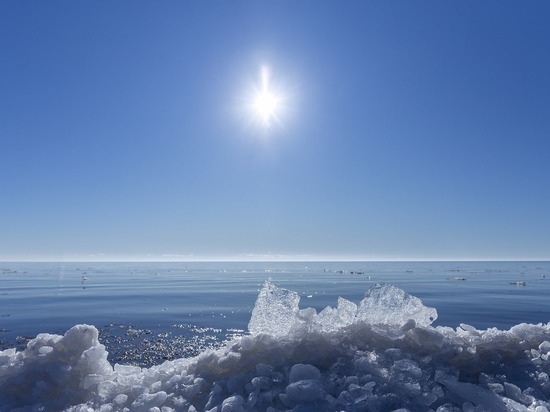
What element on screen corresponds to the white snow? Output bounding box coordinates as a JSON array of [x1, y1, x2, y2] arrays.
[[1, 281, 550, 411]]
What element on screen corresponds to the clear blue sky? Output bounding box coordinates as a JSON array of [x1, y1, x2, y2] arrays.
[[1, 1, 549, 261]]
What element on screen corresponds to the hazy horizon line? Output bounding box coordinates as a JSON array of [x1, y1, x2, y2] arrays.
[[1, 255, 549, 263]]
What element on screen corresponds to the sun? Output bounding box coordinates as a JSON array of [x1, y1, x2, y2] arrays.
[[254, 91, 279, 125], [250, 66, 283, 128]]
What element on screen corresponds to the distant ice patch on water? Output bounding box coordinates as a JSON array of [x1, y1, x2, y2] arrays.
[[2, 281, 550, 411]]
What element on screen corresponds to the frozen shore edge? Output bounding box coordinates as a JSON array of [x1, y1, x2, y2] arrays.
[[1, 282, 550, 411]]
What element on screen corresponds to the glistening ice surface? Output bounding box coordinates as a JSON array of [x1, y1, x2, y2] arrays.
[[1, 282, 550, 411]]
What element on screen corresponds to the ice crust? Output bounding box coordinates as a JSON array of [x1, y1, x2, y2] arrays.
[[2, 282, 550, 411]]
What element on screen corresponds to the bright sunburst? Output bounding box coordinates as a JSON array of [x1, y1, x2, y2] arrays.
[[250, 66, 283, 128]]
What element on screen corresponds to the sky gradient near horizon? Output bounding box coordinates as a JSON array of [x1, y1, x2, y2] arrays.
[[1, 1, 550, 262]]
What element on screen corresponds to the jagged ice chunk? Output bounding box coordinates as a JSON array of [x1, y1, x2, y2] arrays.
[[248, 281, 300, 336], [357, 283, 438, 327]]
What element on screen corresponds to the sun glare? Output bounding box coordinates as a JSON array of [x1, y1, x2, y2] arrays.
[[254, 92, 278, 124], [250, 66, 283, 128]]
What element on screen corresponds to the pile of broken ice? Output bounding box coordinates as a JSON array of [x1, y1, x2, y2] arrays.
[[1, 281, 550, 411]]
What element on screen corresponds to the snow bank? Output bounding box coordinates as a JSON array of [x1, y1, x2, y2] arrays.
[[1, 282, 550, 411]]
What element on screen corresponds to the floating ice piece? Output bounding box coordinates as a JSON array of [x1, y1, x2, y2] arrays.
[[337, 296, 357, 325], [248, 281, 300, 336], [315, 296, 359, 333], [357, 283, 438, 327]]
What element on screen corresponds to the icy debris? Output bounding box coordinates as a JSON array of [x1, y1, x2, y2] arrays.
[[248, 281, 300, 336], [0, 325, 112, 410], [357, 283, 437, 327], [337, 296, 357, 325], [2, 283, 550, 411], [249, 281, 437, 338], [289, 363, 321, 383]]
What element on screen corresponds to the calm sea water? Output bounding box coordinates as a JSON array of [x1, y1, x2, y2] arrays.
[[1, 261, 549, 363]]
